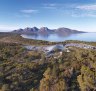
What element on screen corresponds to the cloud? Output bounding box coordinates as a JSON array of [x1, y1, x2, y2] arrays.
[[43, 3, 78, 10], [15, 9, 39, 18], [20, 9, 38, 14], [70, 4, 96, 17], [43, 3, 96, 18], [46, 4, 57, 7], [0, 25, 19, 31], [71, 12, 96, 17], [44, 6, 56, 9], [15, 14, 31, 18], [76, 4, 96, 10], [43, 3, 58, 9], [71, 14, 84, 17]]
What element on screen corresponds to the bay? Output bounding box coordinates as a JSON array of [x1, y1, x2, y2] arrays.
[[21, 33, 96, 42]]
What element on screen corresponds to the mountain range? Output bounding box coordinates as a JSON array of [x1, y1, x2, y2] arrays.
[[13, 27, 84, 35]]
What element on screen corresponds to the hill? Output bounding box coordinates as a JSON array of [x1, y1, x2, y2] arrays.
[[13, 27, 85, 35]]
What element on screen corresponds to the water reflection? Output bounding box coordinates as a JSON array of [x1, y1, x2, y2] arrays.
[[21, 33, 96, 42]]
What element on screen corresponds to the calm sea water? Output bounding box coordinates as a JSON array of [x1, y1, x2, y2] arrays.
[[21, 33, 96, 42]]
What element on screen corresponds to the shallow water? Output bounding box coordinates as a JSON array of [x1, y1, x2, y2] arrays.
[[21, 33, 96, 42]]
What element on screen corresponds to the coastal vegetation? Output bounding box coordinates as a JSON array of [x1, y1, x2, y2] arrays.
[[0, 33, 96, 91]]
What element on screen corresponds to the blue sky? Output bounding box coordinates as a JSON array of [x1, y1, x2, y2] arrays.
[[0, 0, 96, 32]]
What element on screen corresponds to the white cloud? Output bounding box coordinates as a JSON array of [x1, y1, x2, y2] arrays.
[[15, 9, 38, 18], [43, 6, 56, 9], [0, 25, 19, 31], [20, 9, 38, 14], [70, 4, 96, 17], [15, 14, 31, 18], [71, 12, 96, 17], [43, 3, 57, 6], [43, 3, 58, 9], [43, 3, 96, 18], [76, 4, 96, 10], [43, 3, 78, 10]]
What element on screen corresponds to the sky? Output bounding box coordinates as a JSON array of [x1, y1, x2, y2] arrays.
[[0, 0, 96, 32]]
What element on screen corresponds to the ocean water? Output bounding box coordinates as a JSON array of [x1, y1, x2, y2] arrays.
[[21, 33, 96, 42]]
